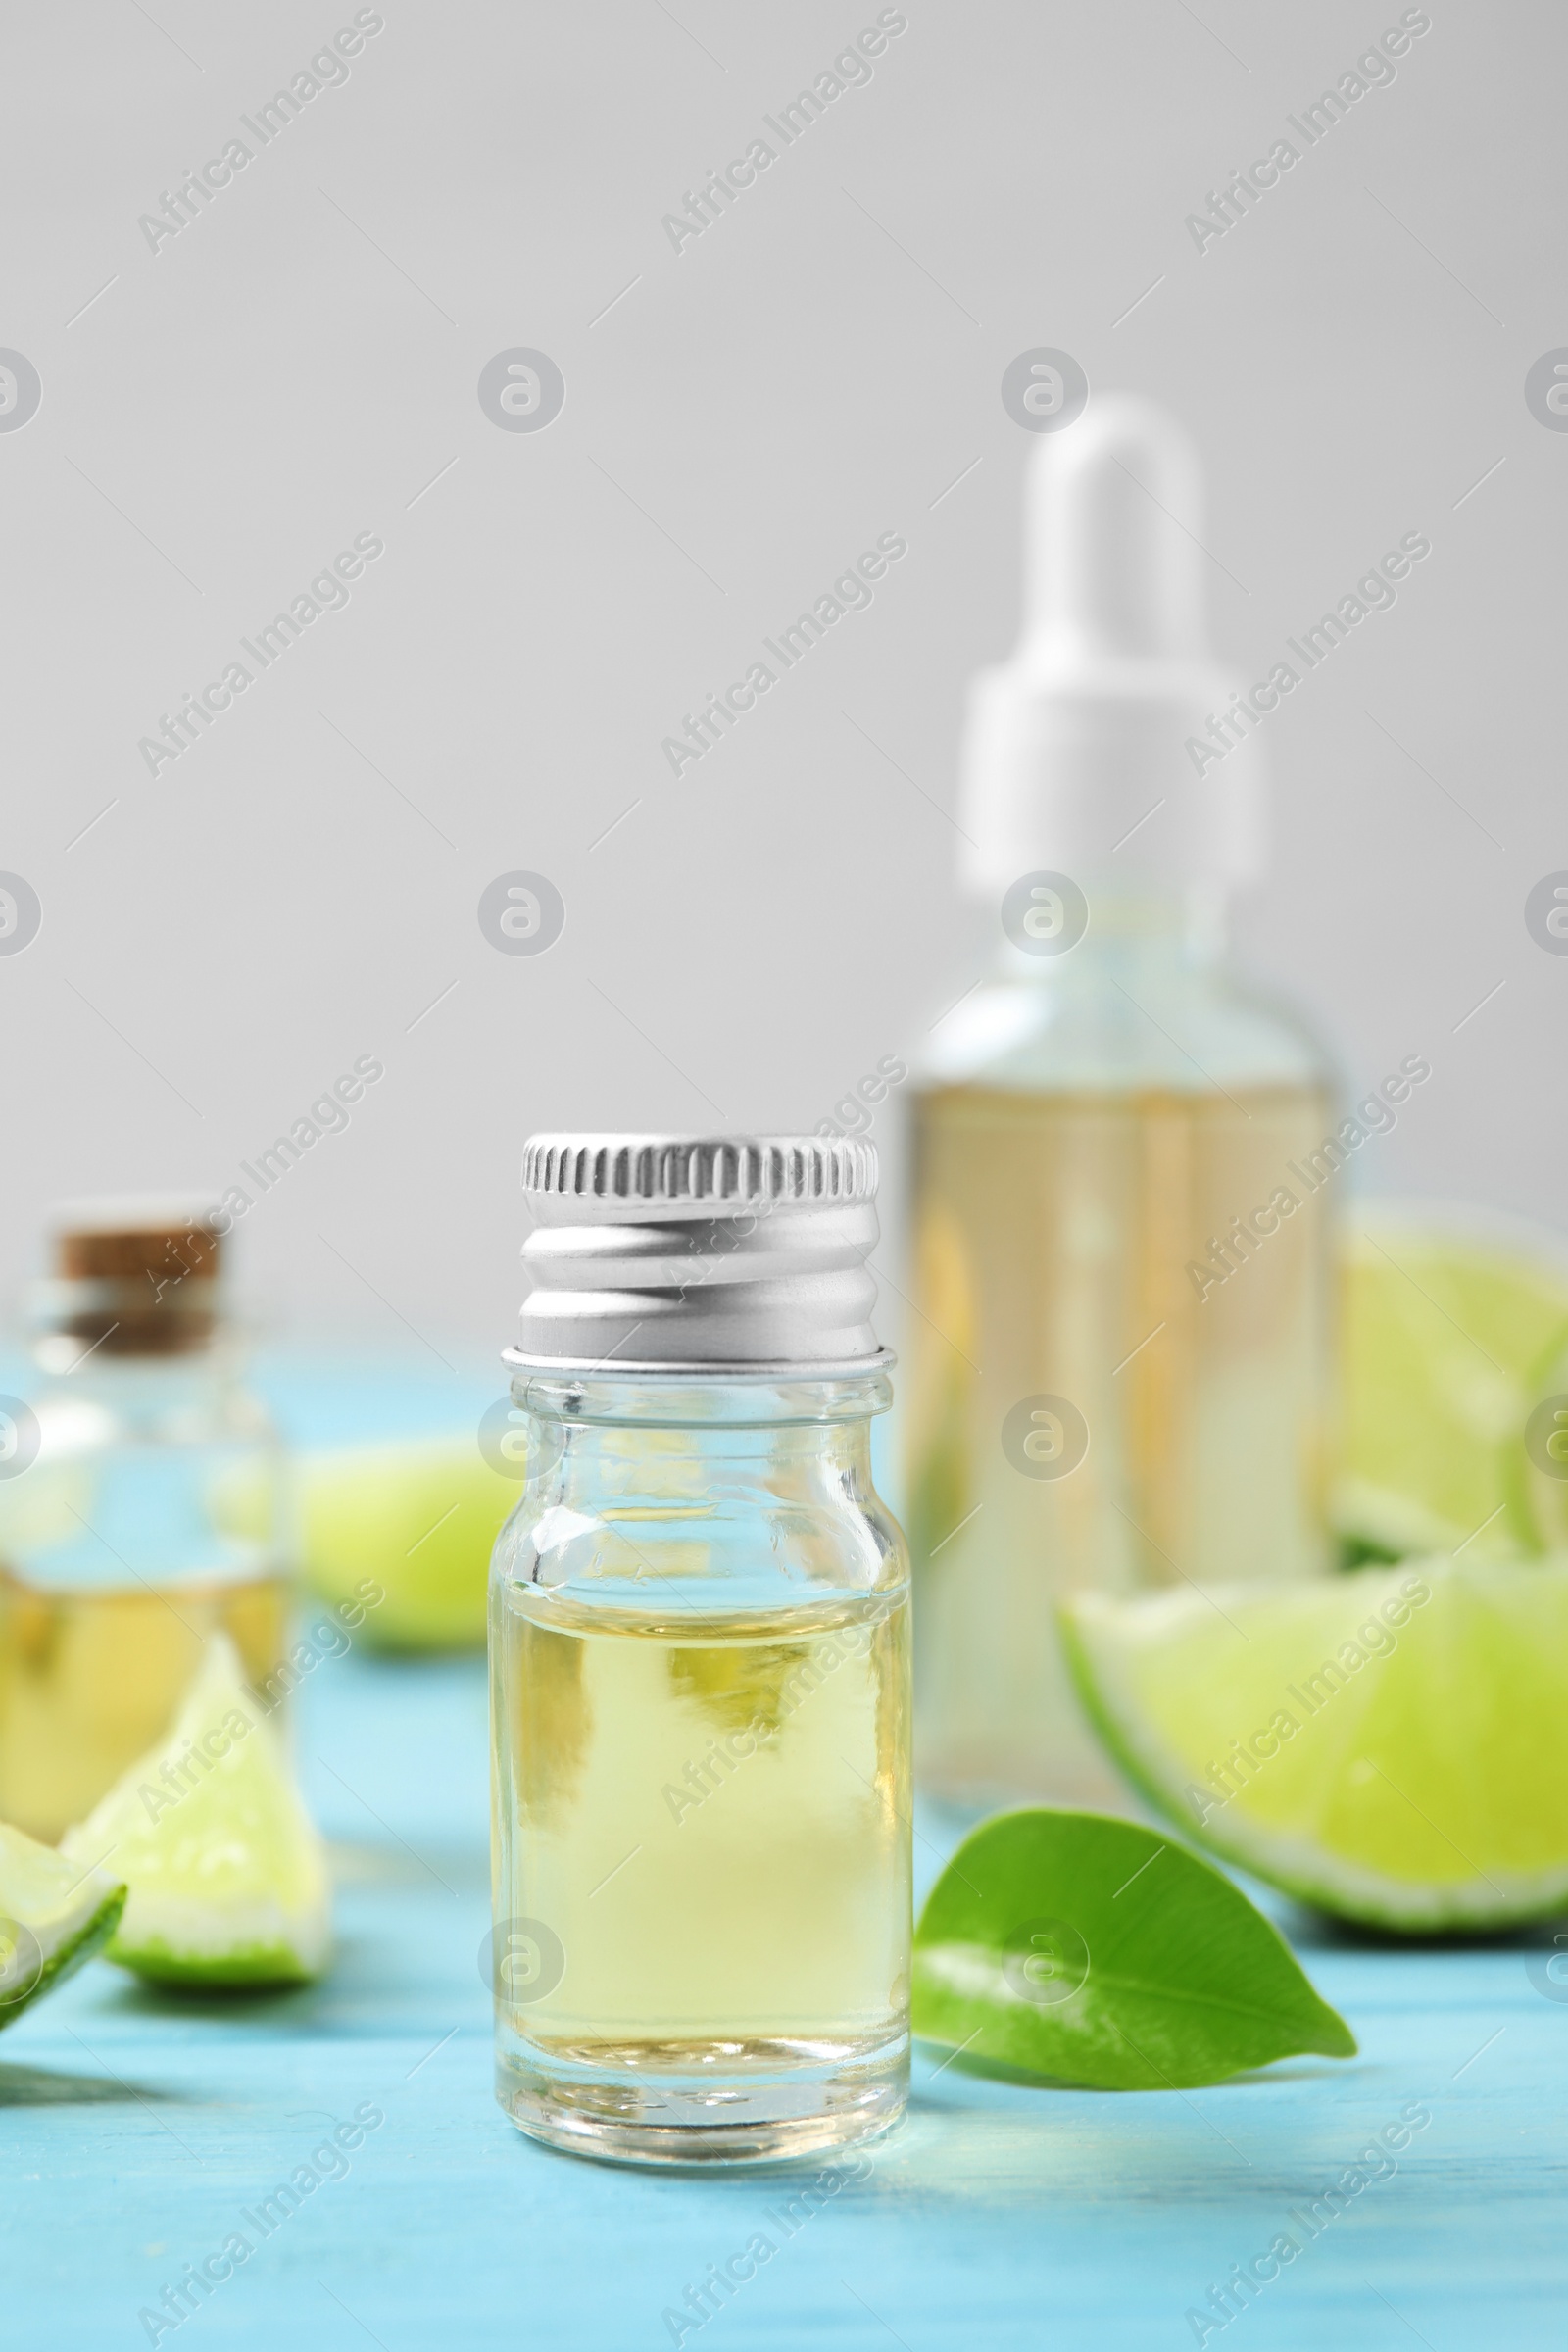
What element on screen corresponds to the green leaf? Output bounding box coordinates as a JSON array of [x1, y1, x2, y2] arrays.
[[912, 1808, 1356, 2090]]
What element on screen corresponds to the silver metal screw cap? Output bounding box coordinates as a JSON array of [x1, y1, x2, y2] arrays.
[[509, 1134, 888, 1375]]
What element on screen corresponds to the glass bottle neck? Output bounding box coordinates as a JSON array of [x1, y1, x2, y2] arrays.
[[995, 883, 1230, 987], [511, 1366, 893, 1429], [511, 1366, 890, 1494], [30, 1330, 242, 1385], [27, 1270, 235, 1376], [502, 1367, 901, 1611]]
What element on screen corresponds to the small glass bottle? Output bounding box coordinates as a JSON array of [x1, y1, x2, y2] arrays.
[[904, 398, 1334, 1812], [490, 1135, 911, 2166], [0, 1200, 289, 1841]]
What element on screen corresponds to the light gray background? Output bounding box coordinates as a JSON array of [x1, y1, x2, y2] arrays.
[[2, 0, 1563, 1359]]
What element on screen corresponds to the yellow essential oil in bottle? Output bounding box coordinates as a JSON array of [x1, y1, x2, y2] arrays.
[[0, 1201, 289, 1841], [490, 1135, 911, 2166], [905, 398, 1334, 1810]]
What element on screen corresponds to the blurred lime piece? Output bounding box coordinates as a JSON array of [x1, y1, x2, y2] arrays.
[[1336, 1209, 1568, 1562], [0, 1821, 124, 2029], [63, 1635, 330, 1985], [220, 1438, 519, 1648], [1520, 1334, 1568, 1553], [1061, 1556, 1568, 1932]]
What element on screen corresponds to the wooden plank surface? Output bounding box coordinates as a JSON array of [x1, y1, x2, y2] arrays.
[[6, 1640, 1562, 2350], [2, 1362, 1561, 2348]]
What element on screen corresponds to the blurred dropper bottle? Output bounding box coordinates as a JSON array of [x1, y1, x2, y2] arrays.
[[904, 396, 1334, 1811]]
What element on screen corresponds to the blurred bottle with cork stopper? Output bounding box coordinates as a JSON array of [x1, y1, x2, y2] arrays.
[[0, 1198, 291, 1841]]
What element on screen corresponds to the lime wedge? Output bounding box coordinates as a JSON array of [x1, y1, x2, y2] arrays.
[[62, 1636, 330, 1984], [1337, 1209, 1568, 1562], [1061, 1557, 1568, 1931], [0, 1822, 125, 2028]]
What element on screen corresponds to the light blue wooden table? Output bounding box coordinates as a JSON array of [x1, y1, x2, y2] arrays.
[[2, 1361, 1562, 2349]]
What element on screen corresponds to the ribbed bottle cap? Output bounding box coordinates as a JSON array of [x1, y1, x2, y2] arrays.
[[511, 1133, 888, 1374], [521, 1133, 877, 1212]]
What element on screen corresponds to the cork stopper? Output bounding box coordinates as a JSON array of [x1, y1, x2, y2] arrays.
[[46, 1198, 224, 1358]]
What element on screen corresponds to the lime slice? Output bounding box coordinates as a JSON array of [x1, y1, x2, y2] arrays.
[[0, 1822, 125, 2028], [62, 1635, 330, 1984], [1337, 1208, 1568, 1562], [217, 1438, 515, 1648], [1061, 1557, 1568, 1931]]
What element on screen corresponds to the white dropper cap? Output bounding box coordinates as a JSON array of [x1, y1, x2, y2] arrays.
[[960, 394, 1264, 896]]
